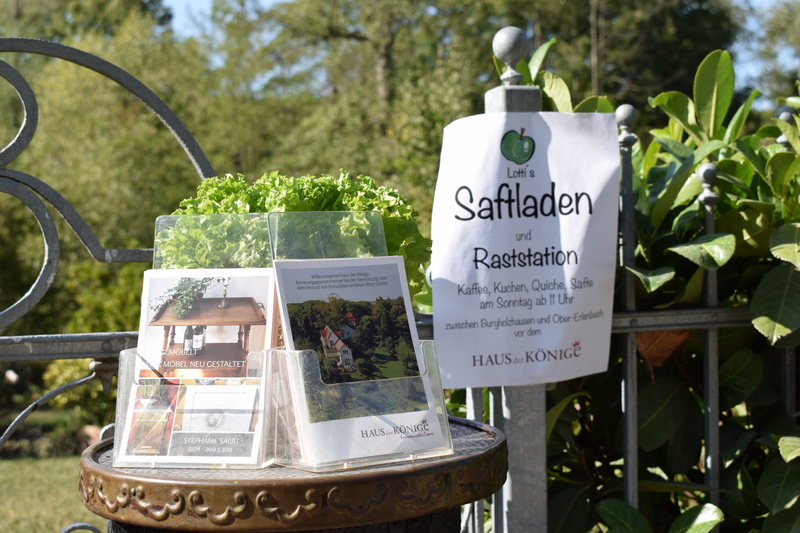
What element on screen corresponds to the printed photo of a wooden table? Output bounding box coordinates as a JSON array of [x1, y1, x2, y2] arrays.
[[148, 297, 266, 379]]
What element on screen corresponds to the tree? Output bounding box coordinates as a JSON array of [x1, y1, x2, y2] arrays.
[[353, 357, 378, 380], [354, 315, 377, 352], [395, 339, 417, 370], [750, 0, 800, 102], [505, 0, 742, 130], [0, 0, 172, 41]]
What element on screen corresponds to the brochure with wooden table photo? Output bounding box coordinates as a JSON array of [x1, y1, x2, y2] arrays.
[[114, 268, 276, 468], [273, 256, 452, 470]]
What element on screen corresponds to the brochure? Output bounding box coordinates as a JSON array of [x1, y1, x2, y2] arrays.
[[135, 268, 276, 380], [113, 268, 277, 467], [273, 256, 452, 470]]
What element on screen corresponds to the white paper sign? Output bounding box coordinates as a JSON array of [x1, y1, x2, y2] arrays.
[[431, 112, 620, 388]]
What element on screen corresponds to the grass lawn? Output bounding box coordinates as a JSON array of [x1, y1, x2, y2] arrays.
[[0, 455, 107, 532], [375, 357, 408, 379], [370, 349, 413, 379]]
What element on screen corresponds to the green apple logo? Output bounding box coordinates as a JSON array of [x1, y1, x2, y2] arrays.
[[501, 128, 535, 164]]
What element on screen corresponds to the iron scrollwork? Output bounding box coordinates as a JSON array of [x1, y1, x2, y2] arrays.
[[0, 35, 215, 469], [0, 37, 215, 331]]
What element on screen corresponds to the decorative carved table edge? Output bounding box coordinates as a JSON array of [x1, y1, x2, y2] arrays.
[[79, 416, 508, 532]]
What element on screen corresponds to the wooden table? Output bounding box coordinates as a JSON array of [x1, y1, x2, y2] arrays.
[[79, 417, 507, 532], [148, 297, 266, 379]]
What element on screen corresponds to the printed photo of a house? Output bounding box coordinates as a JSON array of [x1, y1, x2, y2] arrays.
[[320, 325, 354, 369], [275, 257, 429, 421]]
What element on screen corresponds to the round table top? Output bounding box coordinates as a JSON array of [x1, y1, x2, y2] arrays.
[[79, 417, 507, 532]]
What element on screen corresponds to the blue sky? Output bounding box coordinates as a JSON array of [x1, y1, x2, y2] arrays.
[[164, 0, 213, 37]]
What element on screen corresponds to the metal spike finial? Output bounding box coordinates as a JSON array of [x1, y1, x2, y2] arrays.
[[775, 105, 796, 150], [697, 163, 719, 206], [492, 27, 530, 86], [775, 105, 795, 123], [616, 104, 637, 148], [616, 104, 637, 131]]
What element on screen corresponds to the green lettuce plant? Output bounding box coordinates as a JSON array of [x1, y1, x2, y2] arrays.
[[167, 171, 432, 305]]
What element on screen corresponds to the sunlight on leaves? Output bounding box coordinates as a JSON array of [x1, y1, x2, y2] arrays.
[[668, 233, 736, 269]]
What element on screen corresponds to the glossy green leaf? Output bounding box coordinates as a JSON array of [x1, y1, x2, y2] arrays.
[[549, 486, 589, 533], [757, 456, 800, 514], [751, 264, 800, 344], [596, 498, 653, 533], [762, 505, 800, 533], [573, 96, 615, 113], [734, 139, 767, 178], [774, 116, 800, 154], [665, 402, 703, 475], [715, 157, 755, 190], [780, 436, 800, 463], [650, 141, 725, 234], [651, 91, 706, 146], [716, 205, 774, 256], [673, 175, 704, 207], [757, 124, 784, 139], [765, 152, 800, 199], [638, 376, 693, 451], [650, 119, 687, 143], [676, 266, 705, 306], [528, 37, 556, 78], [643, 135, 664, 178], [657, 138, 694, 159], [536, 70, 572, 112], [667, 503, 724, 533], [719, 348, 763, 408], [721, 461, 762, 520], [626, 266, 675, 292], [771, 223, 800, 267], [546, 392, 588, 441], [515, 58, 533, 86], [694, 50, 734, 140], [668, 233, 736, 269], [672, 201, 702, 239], [724, 89, 762, 144]]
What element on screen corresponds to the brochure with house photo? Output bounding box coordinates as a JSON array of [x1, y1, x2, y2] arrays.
[[273, 256, 451, 469], [114, 268, 276, 467]]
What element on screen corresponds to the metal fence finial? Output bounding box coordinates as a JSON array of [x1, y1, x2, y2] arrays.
[[775, 105, 796, 150], [492, 27, 530, 86], [697, 162, 719, 207], [616, 104, 637, 135]]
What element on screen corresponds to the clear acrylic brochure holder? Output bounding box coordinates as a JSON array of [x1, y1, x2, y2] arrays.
[[267, 212, 451, 470], [266, 211, 388, 260], [115, 211, 450, 470], [153, 211, 388, 267], [270, 341, 452, 472], [113, 348, 274, 469], [153, 213, 274, 269], [115, 213, 277, 468]]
